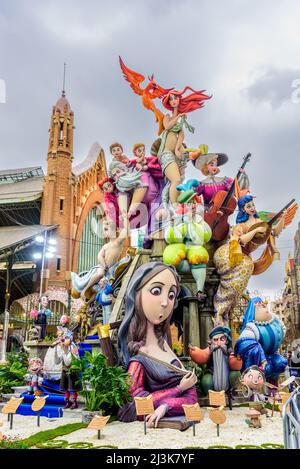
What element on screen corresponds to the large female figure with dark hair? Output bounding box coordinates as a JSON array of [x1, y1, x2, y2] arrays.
[[213, 194, 286, 326], [118, 262, 198, 427]]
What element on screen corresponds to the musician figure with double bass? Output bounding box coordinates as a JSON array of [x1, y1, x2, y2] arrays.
[[192, 152, 250, 241], [213, 193, 297, 326]]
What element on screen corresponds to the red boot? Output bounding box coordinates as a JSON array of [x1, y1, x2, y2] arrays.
[[64, 399, 71, 409], [64, 391, 71, 409], [71, 392, 78, 409]]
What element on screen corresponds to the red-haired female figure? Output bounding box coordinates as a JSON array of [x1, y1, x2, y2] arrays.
[[157, 87, 211, 205]]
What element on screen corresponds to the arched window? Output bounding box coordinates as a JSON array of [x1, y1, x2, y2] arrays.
[[77, 206, 103, 274]]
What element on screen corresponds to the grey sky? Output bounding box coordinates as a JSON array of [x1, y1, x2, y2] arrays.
[[1, 0, 300, 299]]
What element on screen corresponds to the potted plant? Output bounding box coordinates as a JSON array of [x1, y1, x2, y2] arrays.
[[69, 351, 132, 423]]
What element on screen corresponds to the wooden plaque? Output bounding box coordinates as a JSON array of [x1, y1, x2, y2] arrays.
[[208, 390, 226, 407], [134, 395, 155, 416], [208, 407, 226, 425], [182, 403, 204, 422], [88, 415, 111, 430], [2, 397, 24, 414], [31, 396, 48, 412]]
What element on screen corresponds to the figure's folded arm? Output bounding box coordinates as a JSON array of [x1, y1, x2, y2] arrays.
[[128, 362, 197, 414], [234, 325, 267, 366], [155, 386, 198, 416], [128, 361, 185, 402], [128, 361, 150, 398]]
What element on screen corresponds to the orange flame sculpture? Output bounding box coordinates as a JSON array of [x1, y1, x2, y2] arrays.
[[119, 56, 172, 135]]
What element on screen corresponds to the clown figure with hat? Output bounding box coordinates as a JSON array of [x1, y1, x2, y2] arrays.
[[54, 330, 81, 409], [192, 151, 232, 206], [189, 149, 249, 208], [189, 325, 242, 396]]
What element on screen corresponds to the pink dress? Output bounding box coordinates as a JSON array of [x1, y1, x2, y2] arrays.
[[197, 176, 233, 205], [128, 156, 164, 232], [118, 353, 198, 422]]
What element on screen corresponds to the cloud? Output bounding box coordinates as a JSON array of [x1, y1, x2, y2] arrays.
[[33, 2, 133, 45], [242, 67, 300, 109]]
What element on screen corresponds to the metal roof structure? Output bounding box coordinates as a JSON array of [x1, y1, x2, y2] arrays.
[[0, 166, 44, 226], [0, 224, 57, 311], [0, 175, 44, 204], [0, 224, 57, 259], [0, 166, 44, 184]]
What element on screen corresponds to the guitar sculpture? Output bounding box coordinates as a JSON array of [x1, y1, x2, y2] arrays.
[[244, 199, 298, 255]]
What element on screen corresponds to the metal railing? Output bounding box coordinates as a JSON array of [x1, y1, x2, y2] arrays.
[[283, 386, 300, 448]]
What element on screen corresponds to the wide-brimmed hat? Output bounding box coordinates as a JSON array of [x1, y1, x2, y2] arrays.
[[192, 153, 228, 171]]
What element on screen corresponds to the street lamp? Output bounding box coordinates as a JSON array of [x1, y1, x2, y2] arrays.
[[33, 232, 56, 306]]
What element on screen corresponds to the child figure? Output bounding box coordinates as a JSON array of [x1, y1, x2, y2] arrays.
[[25, 358, 44, 394], [54, 330, 80, 409], [95, 277, 113, 325], [240, 365, 268, 404], [71, 218, 128, 298], [132, 143, 148, 171], [109, 142, 129, 165], [108, 160, 148, 219], [98, 177, 120, 227], [131, 142, 164, 179]]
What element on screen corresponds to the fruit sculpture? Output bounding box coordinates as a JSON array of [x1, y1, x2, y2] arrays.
[[163, 219, 212, 299]]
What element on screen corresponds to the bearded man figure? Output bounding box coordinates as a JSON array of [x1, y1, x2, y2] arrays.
[[189, 326, 242, 398]]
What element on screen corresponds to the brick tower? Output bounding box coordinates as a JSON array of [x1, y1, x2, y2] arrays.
[[40, 89, 75, 289]]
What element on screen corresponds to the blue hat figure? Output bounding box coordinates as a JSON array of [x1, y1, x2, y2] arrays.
[[240, 296, 261, 332], [234, 297, 287, 383]]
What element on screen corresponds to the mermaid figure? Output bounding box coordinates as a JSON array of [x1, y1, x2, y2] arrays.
[[157, 87, 211, 206]]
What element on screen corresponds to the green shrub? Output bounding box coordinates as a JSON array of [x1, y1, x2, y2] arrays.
[[184, 362, 206, 396], [67, 442, 94, 449], [22, 422, 87, 447], [260, 443, 284, 449], [0, 351, 29, 393], [36, 440, 68, 449], [93, 445, 119, 449], [184, 446, 205, 449], [6, 351, 29, 368], [207, 445, 233, 449], [69, 351, 132, 414], [235, 444, 261, 449], [43, 335, 56, 343], [0, 435, 30, 449]]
